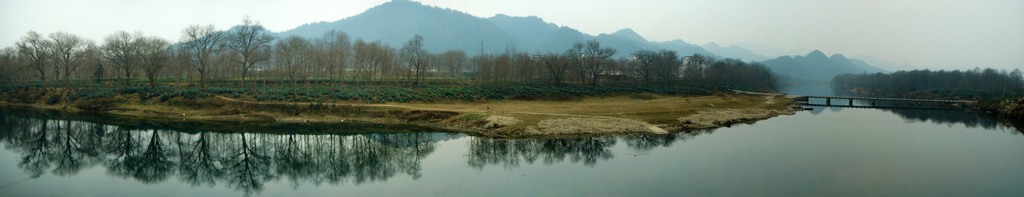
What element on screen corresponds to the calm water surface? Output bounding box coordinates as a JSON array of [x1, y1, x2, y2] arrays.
[[1, 107, 1022, 196]]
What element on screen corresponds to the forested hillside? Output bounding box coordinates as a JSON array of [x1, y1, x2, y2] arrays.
[[832, 68, 1023, 99]]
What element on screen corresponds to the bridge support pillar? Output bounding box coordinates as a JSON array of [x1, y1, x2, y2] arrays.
[[871, 100, 875, 107], [826, 98, 831, 105], [849, 99, 853, 106]]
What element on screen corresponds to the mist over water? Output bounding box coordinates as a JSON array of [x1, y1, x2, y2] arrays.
[[779, 82, 835, 96]]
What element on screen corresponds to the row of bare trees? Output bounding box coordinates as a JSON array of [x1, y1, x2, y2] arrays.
[[2, 30, 171, 90], [1, 17, 778, 91]]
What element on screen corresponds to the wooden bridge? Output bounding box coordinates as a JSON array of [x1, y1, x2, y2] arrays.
[[792, 95, 976, 110]]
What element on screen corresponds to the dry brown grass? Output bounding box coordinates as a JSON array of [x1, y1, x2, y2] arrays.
[[396, 92, 771, 124]]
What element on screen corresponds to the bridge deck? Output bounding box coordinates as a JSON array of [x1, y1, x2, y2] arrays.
[[794, 95, 975, 103], [728, 90, 976, 110], [800, 103, 967, 110]]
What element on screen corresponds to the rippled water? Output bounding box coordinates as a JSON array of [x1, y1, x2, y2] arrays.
[[0, 107, 1021, 196]]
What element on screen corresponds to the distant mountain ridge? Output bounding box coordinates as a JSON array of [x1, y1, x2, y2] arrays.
[[761, 50, 887, 87], [276, 0, 718, 58], [851, 55, 917, 71], [279, 0, 516, 54], [702, 42, 769, 61], [273, 0, 907, 79]]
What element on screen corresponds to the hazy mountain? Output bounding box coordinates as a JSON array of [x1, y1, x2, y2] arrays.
[[487, 14, 587, 53], [653, 39, 716, 58], [734, 42, 812, 58], [608, 28, 649, 43], [851, 55, 916, 71], [763, 50, 886, 79], [489, 14, 715, 58], [761, 50, 887, 95], [278, 0, 517, 54], [596, 29, 715, 58], [276, 0, 715, 58], [702, 42, 769, 61]]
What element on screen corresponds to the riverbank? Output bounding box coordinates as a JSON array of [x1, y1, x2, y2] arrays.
[[1, 91, 800, 138]]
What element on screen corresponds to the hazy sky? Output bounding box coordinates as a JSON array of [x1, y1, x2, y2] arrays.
[[2, 0, 1021, 70]]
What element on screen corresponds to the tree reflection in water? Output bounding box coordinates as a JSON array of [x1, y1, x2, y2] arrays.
[[0, 109, 722, 196], [0, 113, 444, 196], [464, 130, 714, 170], [880, 108, 1022, 132]]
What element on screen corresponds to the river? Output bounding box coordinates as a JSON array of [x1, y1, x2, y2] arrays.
[[0, 105, 1022, 196]]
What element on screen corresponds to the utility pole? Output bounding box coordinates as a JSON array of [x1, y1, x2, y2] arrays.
[[479, 40, 485, 55], [1002, 84, 1007, 97]]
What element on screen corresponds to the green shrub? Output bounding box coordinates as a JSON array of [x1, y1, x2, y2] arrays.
[[75, 98, 115, 111], [45, 94, 61, 104]]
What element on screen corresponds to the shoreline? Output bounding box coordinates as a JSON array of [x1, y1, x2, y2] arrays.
[[1, 92, 802, 138]]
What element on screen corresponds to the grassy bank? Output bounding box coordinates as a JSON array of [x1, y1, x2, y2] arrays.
[[1, 82, 799, 138]]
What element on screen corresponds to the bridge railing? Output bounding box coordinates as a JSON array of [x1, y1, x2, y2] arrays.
[[792, 96, 975, 103]]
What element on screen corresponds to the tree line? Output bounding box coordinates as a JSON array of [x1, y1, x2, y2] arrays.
[[832, 68, 1024, 99], [0, 17, 779, 96]]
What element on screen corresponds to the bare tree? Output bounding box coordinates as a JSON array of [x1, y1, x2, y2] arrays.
[[631, 50, 658, 85], [274, 36, 312, 86], [653, 50, 680, 84], [581, 40, 615, 85], [319, 30, 351, 83], [181, 24, 223, 88], [511, 52, 537, 81], [168, 46, 191, 87], [91, 61, 105, 84], [472, 54, 494, 84], [377, 44, 398, 83], [102, 31, 143, 86], [565, 43, 584, 83], [683, 53, 708, 81], [351, 40, 395, 84], [401, 35, 426, 83], [438, 50, 467, 79], [139, 36, 171, 91], [49, 32, 96, 87], [16, 31, 51, 82], [229, 16, 274, 89], [493, 52, 512, 83], [0, 47, 22, 85], [539, 53, 570, 85]]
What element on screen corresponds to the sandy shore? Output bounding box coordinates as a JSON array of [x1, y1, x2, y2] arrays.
[[462, 94, 800, 137]]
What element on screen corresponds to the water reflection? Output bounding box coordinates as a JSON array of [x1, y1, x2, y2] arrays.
[[803, 106, 1021, 133], [881, 109, 1007, 130], [5, 105, 1019, 196], [464, 130, 713, 169], [0, 108, 728, 195], [0, 112, 445, 196]]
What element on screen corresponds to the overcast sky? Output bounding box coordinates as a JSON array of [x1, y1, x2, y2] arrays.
[[2, 0, 1021, 70]]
